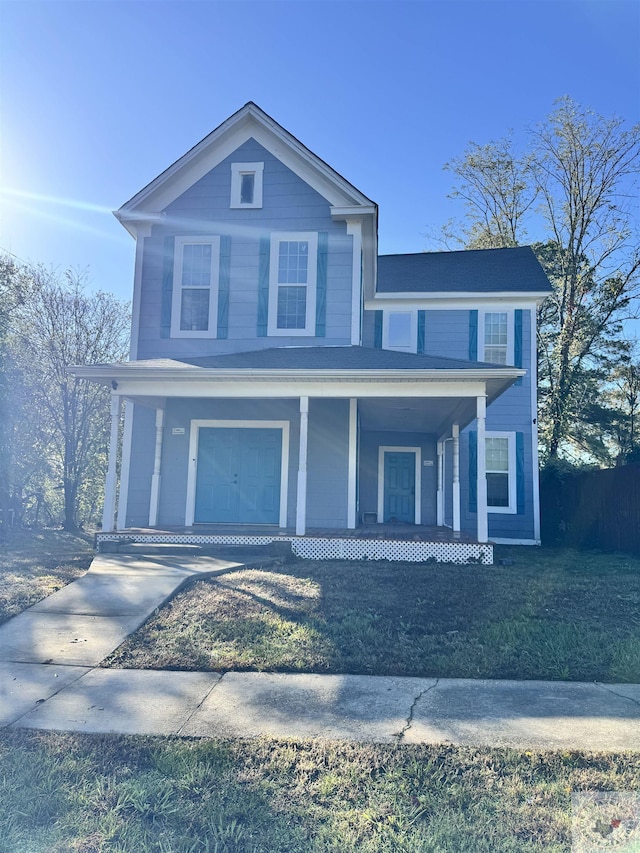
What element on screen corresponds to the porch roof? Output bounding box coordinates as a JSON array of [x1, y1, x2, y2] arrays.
[[72, 345, 523, 379]]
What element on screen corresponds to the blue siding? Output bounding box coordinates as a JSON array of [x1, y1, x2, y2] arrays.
[[136, 139, 354, 359], [306, 399, 350, 527], [156, 398, 300, 527], [124, 406, 156, 527], [358, 431, 438, 525]]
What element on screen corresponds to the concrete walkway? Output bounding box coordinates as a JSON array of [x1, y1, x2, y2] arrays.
[[1, 553, 639, 751]]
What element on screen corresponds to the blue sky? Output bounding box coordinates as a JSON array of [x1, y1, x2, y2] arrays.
[[0, 0, 638, 305]]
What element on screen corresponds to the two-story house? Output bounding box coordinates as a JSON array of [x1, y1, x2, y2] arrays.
[[74, 103, 552, 564]]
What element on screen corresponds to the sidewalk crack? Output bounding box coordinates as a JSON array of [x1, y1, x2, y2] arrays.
[[176, 672, 225, 736], [394, 678, 439, 743], [593, 682, 640, 711]]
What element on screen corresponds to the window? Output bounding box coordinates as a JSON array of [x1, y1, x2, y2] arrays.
[[268, 232, 318, 335], [383, 311, 416, 352], [171, 236, 220, 337], [230, 162, 264, 208], [479, 310, 513, 364], [485, 431, 516, 513]]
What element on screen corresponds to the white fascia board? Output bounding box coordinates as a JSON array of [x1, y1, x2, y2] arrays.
[[70, 364, 524, 386], [115, 106, 374, 231], [112, 378, 494, 400], [331, 205, 377, 219], [366, 294, 548, 309]]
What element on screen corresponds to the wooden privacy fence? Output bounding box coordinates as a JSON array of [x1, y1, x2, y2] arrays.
[[540, 463, 640, 553]]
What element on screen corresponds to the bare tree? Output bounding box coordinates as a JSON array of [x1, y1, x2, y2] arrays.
[[437, 98, 640, 464], [8, 266, 129, 530]]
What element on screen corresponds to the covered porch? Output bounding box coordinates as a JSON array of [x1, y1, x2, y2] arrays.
[[72, 347, 524, 565]]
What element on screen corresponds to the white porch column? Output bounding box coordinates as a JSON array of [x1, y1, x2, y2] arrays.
[[452, 423, 461, 533], [148, 407, 165, 527], [347, 398, 358, 528], [102, 394, 121, 533], [436, 439, 444, 526], [296, 396, 309, 536], [476, 394, 488, 543]]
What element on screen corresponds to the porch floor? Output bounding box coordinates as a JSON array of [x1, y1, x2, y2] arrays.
[[98, 524, 481, 544]]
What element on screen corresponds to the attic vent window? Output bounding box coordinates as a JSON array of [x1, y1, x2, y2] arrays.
[[231, 162, 264, 209]]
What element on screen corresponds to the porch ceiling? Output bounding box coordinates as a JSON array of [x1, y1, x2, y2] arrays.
[[358, 397, 475, 435]]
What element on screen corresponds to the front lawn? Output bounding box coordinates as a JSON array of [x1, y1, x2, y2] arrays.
[[0, 529, 94, 624], [1, 729, 638, 853], [105, 547, 640, 683]]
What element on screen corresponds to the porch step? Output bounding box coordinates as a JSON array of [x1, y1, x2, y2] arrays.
[[97, 540, 287, 560]]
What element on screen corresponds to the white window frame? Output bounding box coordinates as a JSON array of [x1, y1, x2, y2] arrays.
[[171, 236, 220, 338], [382, 310, 417, 353], [485, 430, 517, 514], [230, 162, 264, 209], [478, 308, 514, 365], [268, 231, 318, 336]]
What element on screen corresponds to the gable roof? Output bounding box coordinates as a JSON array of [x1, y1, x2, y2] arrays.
[[115, 102, 376, 236], [377, 246, 553, 295]]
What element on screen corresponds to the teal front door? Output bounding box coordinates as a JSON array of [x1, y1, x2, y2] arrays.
[[195, 428, 282, 524], [383, 451, 416, 523]]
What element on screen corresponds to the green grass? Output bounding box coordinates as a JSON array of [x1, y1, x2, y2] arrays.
[[106, 546, 640, 683], [0, 529, 94, 624], [1, 729, 638, 852]]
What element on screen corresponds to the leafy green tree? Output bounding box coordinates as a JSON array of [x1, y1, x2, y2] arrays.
[[438, 98, 640, 464]]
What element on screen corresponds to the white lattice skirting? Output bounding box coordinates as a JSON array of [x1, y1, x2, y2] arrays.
[[96, 533, 493, 565]]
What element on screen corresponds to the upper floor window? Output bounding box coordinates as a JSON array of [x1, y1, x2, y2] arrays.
[[230, 162, 264, 208], [383, 311, 416, 353], [479, 309, 513, 364], [268, 232, 318, 335], [171, 236, 220, 337]]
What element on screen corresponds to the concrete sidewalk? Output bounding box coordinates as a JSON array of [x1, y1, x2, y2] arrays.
[[1, 553, 639, 751]]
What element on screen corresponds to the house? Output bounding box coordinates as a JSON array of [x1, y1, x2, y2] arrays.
[[73, 103, 552, 564]]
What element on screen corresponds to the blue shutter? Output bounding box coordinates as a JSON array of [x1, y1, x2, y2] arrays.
[[373, 311, 383, 348], [469, 310, 478, 361], [516, 431, 525, 514], [417, 310, 426, 354], [161, 237, 174, 338], [257, 236, 270, 336], [514, 309, 523, 385], [217, 236, 231, 339], [469, 430, 477, 513], [315, 232, 328, 337]]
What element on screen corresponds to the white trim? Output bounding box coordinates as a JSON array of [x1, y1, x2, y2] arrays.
[[267, 232, 318, 336], [296, 397, 309, 536], [436, 440, 444, 526], [367, 295, 548, 308], [148, 407, 164, 527], [347, 398, 358, 528], [490, 538, 541, 546], [346, 221, 363, 345], [230, 161, 264, 208], [530, 306, 541, 542], [452, 424, 460, 532], [170, 236, 221, 338], [102, 394, 121, 532], [485, 430, 517, 514], [478, 308, 514, 364], [185, 419, 290, 528], [382, 309, 417, 353], [476, 398, 488, 543], [116, 401, 134, 530], [128, 230, 149, 360], [377, 446, 421, 525]]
